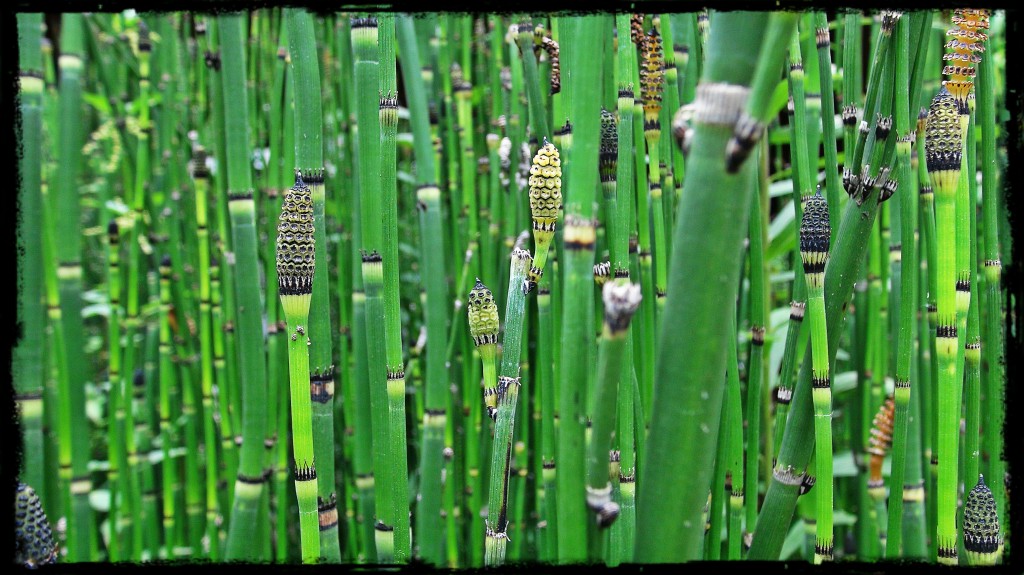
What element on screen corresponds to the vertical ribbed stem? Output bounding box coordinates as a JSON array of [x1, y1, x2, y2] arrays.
[[635, 12, 768, 563], [885, 16, 913, 558], [801, 192, 833, 563], [352, 18, 394, 562], [286, 9, 339, 561], [484, 250, 532, 565], [556, 14, 603, 564], [586, 283, 641, 535], [398, 14, 448, 566], [55, 14, 97, 561], [927, 86, 963, 569], [977, 35, 1005, 542], [220, 13, 269, 561], [16, 12, 47, 526], [750, 17, 900, 555], [744, 158, 768, 551], [377, 15, 412, 561], [725, 312, 745, 560]]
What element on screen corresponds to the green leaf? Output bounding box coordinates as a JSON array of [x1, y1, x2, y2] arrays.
[[397, 170, 416, 186], [769, 178, 795, 198], [833, 508, 857, 526], [82, 92, 112, 115], [833, 450, 858, 477], [832, 371, 858, 395], [767, 199, 796, 261]]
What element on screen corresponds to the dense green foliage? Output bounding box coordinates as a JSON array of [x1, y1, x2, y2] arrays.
[[14, 9, 1012, 565]]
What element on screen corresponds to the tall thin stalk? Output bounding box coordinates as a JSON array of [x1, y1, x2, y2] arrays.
[[885, 15, 915, 558], [725, 314, 744, 560], [925, 84, 963, 568], [286, 9, 340, 561], [749, 13, 901, 559], [219, 13, 270, 561], [977, 33, 1006, 540], [16, 12, 47, 509], [276, 175, 320, 563], [640, 28, 667, 317], [557, 14, 603, 563], [800, 192, 833, 563], [744, 155, 768, 552], [351, 17, 395, 561], [635, 11, 768, 563], [377, 15, 412, 561], [484, 249, 532, 564], [398, 13, 449, 566], [55, 14, 97, 561], [586, 282, 641, 531]]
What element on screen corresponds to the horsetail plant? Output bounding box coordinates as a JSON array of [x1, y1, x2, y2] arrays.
[[557, 15, 605, 563], [799, 191, 833, 563], [485, 249, 533, 565], [962, 475, 1003, 565], [925, 84, 963, 567], [977, 31, 1006, 539], [744, 148, 768, 552], [219, 14, 271, 561], [724, 313, 744, 560], [351, 17, 398, 562], [16, 12, 47, 513], [640, 27, 667, 314], [286, 8, 340, 561], [377, 15, 413, 560], [397, 13, 450, 565], [276, 174, 320, 563], [885, 16, 917, 557], [10, 8, 1013, 567], [586, 282, 642, 531], [636, 11, 768, 563], [15, 483, 58, 568], [55, 14, 97, 561], [468, 280, 500, 420], [524, 140, 562, 294], [751, 18, 902, 556]]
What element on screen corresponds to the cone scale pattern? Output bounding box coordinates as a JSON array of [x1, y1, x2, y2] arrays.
[[525, 139, 561, 292], [277, 173, 315, 297], [468, 279, 499, 347], [15, 483, 57, 568], [964, 475, 1003, 565]]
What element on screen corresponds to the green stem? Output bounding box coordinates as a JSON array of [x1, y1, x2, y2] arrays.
[[635, 11, 768, 564], [977, 35, 1006, 543], [352, 17, 396, 562], [556, 15, 604, 564], [586, 283, 641, 532], [219, 13, 269, 561], [885, 16, 913, 558], [286, 9, 340, 561], [16, 11, 47, 519], [484, 250, 532, 565]]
